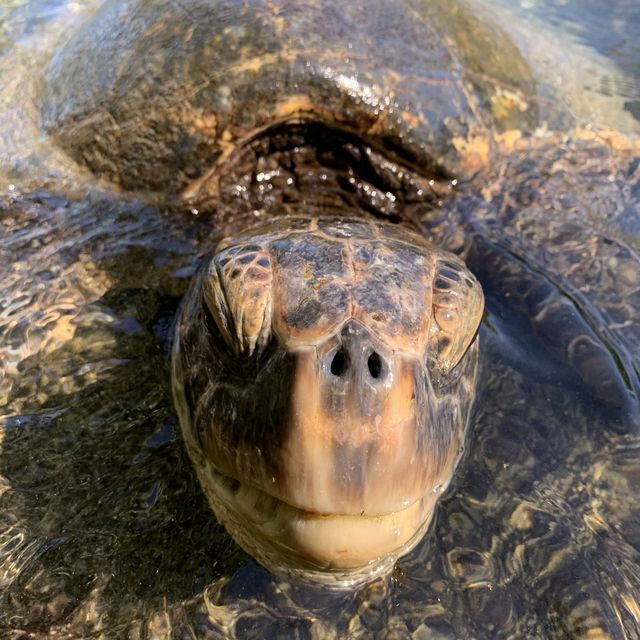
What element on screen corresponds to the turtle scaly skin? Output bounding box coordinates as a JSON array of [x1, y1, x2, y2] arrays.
[[172, 216, 483, 583]]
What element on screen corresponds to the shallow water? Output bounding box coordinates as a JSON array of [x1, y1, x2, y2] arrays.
[[468, 0, 640, 135], [497, 0, 640, 120], [1, 1, 639, 638]]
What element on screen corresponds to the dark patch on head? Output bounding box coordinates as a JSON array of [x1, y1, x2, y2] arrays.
[[217, 474, 242, 495], [205, 349, 297, 462], [180, 282, 298, 483], [257, 256, 270, 267], [353, 280, 399, 323], [283, 297, 323, 329], [353, 257, 428, 334], [415, 341, 478, 476], [238, 254, 255, 264], [391, 241, 428, 269], [272, 235, 350, 332], [271, 235, 348, 279], [318, 282, 349, 312], [246, 267, 270, 282]]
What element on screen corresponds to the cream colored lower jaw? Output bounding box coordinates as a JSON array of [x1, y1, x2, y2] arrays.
[[202, 464, 441, 586]]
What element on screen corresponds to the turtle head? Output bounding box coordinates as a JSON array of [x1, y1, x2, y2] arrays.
[[173, 217, 483, 584]]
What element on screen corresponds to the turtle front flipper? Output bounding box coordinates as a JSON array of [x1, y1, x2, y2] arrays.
[[465, 233, 640, 432]]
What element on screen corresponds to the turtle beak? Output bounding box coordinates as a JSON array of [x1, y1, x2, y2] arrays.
[[279, 319, 466, 518]]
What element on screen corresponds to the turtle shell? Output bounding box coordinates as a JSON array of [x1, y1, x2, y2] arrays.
[[41, 0, 538, 199]]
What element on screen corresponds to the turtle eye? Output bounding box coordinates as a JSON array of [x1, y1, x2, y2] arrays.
[[428, 257, 484, 374], [203, 242, 274, 357]]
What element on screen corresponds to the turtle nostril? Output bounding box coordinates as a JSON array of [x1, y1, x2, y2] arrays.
[[330, 349, 348, 377], [367, 352, 383, 379]]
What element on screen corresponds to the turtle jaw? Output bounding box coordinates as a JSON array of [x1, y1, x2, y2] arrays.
[[172, 329, 457, 583], [195, 462, 445, 585]]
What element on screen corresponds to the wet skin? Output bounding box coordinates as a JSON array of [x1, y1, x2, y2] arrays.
[[172, 216, 483, 584]]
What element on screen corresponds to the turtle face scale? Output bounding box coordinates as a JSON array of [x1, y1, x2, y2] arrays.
[[173, 217, 483, 584]]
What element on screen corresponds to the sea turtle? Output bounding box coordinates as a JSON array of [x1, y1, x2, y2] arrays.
[[36, 0, 539, 584], [1, 0, 639, 635], [36, 0, 640, 588]]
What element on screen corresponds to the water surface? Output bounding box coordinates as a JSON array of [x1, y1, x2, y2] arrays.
[[0, 1, 639, 638]]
